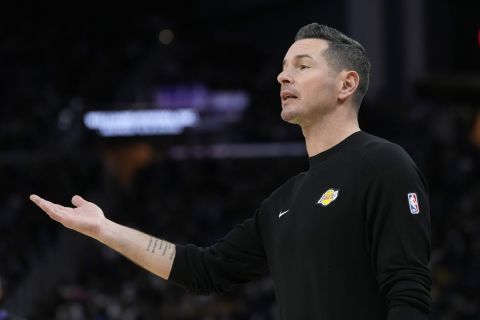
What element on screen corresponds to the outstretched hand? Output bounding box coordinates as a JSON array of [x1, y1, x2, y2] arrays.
[[30, 194, 106, 239]]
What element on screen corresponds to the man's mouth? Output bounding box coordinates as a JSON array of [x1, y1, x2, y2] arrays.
[[281, 90, 298, 102]]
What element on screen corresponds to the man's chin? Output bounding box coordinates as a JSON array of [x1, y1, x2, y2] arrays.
[[280, 109, 300, 124]]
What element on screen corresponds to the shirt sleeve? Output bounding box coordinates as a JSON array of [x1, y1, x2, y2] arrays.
[[362, 142, 432, 319], [168, 207, 269, 295]]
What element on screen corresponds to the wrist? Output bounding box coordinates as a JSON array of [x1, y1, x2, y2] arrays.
[[95, 217, 116, 244]]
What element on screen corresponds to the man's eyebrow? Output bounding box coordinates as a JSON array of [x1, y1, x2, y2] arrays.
[[282, 54, 314, 67]]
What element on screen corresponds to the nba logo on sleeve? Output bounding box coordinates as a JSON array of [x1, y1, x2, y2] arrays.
[[407, 193, 420, 214]]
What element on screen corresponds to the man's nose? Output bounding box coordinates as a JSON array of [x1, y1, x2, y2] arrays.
[[277, 70, 293, 85]]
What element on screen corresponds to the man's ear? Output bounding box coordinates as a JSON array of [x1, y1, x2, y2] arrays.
[[338, 70, 359, 102]]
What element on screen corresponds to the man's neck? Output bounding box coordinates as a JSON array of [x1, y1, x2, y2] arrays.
[[301, 112, 360, 157]]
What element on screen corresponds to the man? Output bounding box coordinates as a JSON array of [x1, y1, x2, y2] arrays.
[[31, 23, 431, 319]]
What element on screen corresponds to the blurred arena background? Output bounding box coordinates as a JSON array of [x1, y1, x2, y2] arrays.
[[0, 0, 479, 319]]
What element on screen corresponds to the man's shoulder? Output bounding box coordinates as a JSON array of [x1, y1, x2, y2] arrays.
[[356, 132, 418, 174], [355, 132, 429, 195], [358, 133, 418, 181]]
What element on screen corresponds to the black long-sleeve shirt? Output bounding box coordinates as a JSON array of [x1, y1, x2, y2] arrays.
[[169, 131, 432, 319]]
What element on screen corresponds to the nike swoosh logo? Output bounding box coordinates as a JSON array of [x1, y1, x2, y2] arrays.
[[278, 209, 289, 218]]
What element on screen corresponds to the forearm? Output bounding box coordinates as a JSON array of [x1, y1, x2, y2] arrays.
[[95, 219, 176, 280], [168, 216, 269, 294]]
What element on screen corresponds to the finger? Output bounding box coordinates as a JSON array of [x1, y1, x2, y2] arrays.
[[29, 194, 43, 205], [30, 195, 65, 220], [71, 195, 88, 207], [30, 194, 53, 211], [53, 203, 73, 215]]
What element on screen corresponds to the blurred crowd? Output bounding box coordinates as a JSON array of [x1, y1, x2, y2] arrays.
[[1, 16, 480, 320]]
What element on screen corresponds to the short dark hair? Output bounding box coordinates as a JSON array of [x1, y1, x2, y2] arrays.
[[295, 23, 371, 106]]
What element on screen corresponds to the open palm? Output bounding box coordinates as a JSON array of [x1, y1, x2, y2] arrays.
[[30, 194, 105, 239]]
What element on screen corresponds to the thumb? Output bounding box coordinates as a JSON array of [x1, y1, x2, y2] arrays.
[[71, 195, 89, 207]]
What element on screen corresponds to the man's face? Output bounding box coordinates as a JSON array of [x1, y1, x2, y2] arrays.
[[277, 38, 339, 126]]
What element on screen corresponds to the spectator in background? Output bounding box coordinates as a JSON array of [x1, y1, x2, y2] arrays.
[[0, 275, 25, 320]]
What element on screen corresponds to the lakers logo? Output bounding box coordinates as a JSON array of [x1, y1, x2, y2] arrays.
[[317, 188, 339, 206]]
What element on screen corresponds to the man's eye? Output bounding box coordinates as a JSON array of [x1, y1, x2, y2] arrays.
[[299, 65, 310, 70]]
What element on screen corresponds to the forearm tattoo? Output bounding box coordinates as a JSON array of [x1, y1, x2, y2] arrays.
[[146, 237, 175, 260], [170, 246, 176, 261]]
